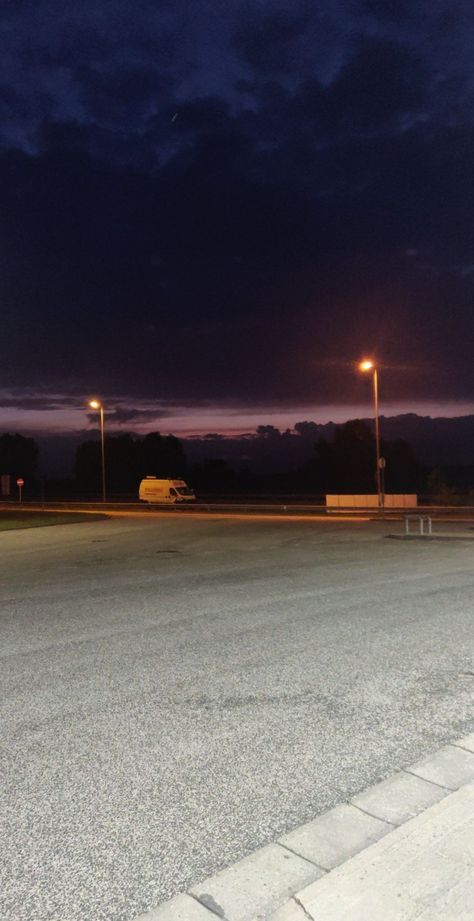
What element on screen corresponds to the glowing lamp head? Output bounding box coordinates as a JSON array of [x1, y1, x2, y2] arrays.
[[359, 359, 374, 372], [89, 399, 101, 409]]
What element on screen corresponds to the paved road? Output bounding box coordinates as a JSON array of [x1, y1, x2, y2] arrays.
[[1, 515, 473, 921]]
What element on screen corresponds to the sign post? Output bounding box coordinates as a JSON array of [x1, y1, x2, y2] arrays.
[[378, 457, 386, 510], [16, 478, 24, 502]]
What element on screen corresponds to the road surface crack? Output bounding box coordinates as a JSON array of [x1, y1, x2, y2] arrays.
[[294, 894, 316, 920]]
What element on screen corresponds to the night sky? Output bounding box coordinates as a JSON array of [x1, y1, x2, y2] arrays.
[[2, 0, 474, 438]]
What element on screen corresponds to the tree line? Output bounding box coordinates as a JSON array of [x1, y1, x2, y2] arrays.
[[0, 424, 472, 500], [0, 434, 39, 482], [75, 432, 186, 493]]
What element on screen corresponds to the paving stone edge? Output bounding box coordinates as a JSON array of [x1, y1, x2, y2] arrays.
[[133, 732, 474, 921]]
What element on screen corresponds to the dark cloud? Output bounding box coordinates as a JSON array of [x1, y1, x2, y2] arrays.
[[86, 407, 173, 425], [74, 66, 173, 128], [233, 6, 315, 76], [2, 118, 474, 405], [0, 393, 83, 411], [1, 0, 474, 417], [360, 0, 412, 21], [318, 39, 429, 131], [1, 0, 189, 156]]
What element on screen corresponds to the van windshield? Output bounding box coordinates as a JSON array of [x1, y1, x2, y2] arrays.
[[177, 487, 194, 496]]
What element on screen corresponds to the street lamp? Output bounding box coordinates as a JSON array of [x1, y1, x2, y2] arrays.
[[358, 360, 384, 508], [88, 399, 106, 502]]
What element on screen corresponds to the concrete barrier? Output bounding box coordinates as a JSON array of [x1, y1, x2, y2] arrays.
[[326, 494, 417, 508]]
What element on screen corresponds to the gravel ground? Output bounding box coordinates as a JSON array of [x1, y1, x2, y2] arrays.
[[1, 514, 473, 921]]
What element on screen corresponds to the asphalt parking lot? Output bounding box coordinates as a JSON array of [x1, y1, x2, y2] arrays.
[[1, 513, 473, 921]]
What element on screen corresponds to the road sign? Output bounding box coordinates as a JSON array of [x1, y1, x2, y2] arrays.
[[17, 478, 24, 486]]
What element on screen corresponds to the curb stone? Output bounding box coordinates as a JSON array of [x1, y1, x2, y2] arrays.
[[285, 780, 474, 921], [386, 533, 474, 541], [133, 734, 474, 921]]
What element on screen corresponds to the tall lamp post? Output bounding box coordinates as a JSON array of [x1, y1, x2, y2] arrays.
[[358, 360, 383, 508], [89, 399, 106, 502]]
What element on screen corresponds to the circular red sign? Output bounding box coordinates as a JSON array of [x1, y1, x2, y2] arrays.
[[17, 478, 24, 486]]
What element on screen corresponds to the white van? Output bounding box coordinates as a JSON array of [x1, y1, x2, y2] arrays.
[[139, 477, 196, 504]]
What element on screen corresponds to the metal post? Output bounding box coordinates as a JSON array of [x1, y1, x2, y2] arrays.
[[373, 369, 382, 508], [99, 406, 106, 502]]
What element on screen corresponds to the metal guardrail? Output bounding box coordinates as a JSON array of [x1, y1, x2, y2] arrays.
[[0, 500, 328, 515], [2, 500, 474, 518]]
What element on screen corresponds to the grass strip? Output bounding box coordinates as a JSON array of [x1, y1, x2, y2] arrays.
[[0, 511, 109, 531]]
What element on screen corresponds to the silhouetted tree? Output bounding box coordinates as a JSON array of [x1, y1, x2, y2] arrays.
[[301, 420, 422, 493], [382, 438, 422, 492], [313, 420, 376, 492], [75, 432, 187, 495], [140, 433, 186, 478], [75, 440, 103, 494], [105, 435, 141, 492], [0, 433, 39, 481], [191, 458, 237, 492], [426, 468, 456, 503], [256, 425, 281, 439]]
